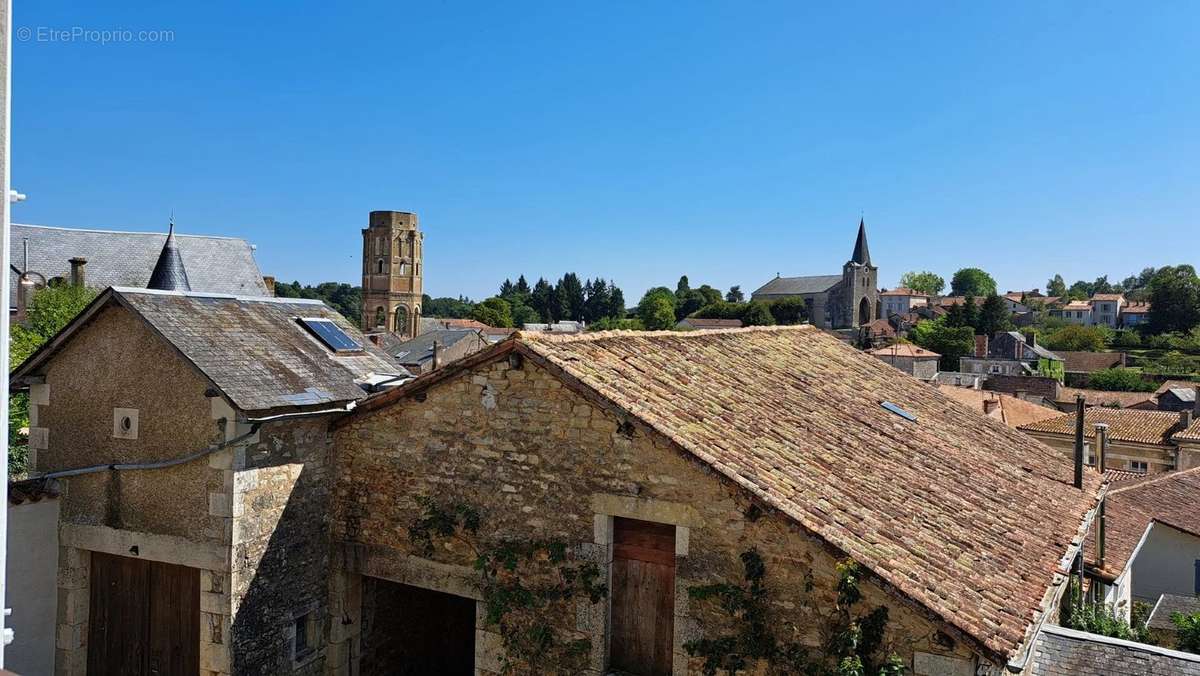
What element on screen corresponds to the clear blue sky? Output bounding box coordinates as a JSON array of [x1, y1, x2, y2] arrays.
[[11, 1, 1199, 301]]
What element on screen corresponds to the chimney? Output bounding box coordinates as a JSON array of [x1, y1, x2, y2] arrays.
[[1095, 422, 1108, 571], [983, 398, 1000, 415], [974, 334, 989, 358], [262, 275, 276, 296], [69, 257, 87, 287], [1023, 330, 1037, 348], [1073, 394, 1085, 489], [1094, 423, 1109, 473], [1182, 409, 1195, 434], [432, 340, 442, 370]]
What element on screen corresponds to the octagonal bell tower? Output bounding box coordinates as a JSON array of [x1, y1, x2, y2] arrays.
[[360, 210, 423, 338]]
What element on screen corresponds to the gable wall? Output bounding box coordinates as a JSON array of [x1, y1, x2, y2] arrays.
[[332, 355, 988, 674]]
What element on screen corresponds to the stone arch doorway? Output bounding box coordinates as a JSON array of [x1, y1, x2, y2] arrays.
[[858, 297, 871, 326]]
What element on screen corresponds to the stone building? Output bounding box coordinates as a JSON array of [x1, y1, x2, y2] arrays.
[[750, 219, 880, 330], [867, 343, 939, 380], [1019, 408, 1200, 475], [360, 210, 423, 338], [328, 325, 1102, 675], [9, 283, 405, 675]]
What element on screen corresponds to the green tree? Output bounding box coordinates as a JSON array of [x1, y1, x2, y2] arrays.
[[637, 288, 678, 330], [911, 317, 974, 371], [976, 294, 1012, 337], [1173, 612, 1200, 654], [962, 296, 979, 331], [768, 297, 807, 325], [1087, 368, 1155, 392], [1148, 265, 1200, 335], [898, 271, 945, 296], [471, 297, 514, 328], [950, 268, 997, 297], [740, 301, 776, 327], [556, 273, 586, 321], [583, 278, 611, 323], [607, 286, 627, 320], [696, 284, 723, 307], [514, 275, 531, 296], [1068, 280, 1093, 300], [675, 289, 708, 321], [675, 275, 691, 298], [529, 278, 556, 323], [1041, 325, 1109, 352], [273, 281, 363, 324], [1047, 274, 1068, 298], [423, 295, 475, 319], [725, 286, 744, 303]]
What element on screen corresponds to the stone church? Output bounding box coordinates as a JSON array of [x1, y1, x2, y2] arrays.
[[751, 218, 879, 329], [360, 210, 424, 338]]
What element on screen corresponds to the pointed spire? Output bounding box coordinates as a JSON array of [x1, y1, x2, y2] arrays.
[[851, 217, 871, 266], [147, 219, 192, 291]]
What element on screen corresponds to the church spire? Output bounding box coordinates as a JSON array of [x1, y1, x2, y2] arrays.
[[850, 217, 871, 266], [147, 218, 192, 291]]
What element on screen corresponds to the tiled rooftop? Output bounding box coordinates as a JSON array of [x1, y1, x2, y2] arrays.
[[1058, 351, 1125, 373], [1055, 387, 1156, 409], [383, 325, 1102, 661], [1175, 418, 1200, 443], [937, 387, 1063, 428], [868, 343, 938, 358], [1019, 408, 1184, 447], [1083, 467, 1200, 575]]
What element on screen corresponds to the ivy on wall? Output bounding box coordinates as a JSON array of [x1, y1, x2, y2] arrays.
[[684, 549, 906, 676], [409, 497, 607, 675]]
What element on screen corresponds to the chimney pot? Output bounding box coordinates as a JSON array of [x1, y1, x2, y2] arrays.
[[69, 257, 87, 287], [1182, 409, 1195, 433]]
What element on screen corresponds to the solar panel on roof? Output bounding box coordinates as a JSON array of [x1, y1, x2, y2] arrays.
[[298, 317, 362, 353], [880, 401, 917, 422]]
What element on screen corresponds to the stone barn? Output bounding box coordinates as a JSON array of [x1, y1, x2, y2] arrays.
[[328, 326, 1102, 675]]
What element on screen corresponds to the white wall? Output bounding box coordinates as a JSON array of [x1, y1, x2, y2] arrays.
[[1130, 523, 1200, 604], [5, 498, 59, 676]]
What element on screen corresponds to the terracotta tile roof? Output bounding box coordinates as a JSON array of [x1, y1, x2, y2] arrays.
[[1055, 387, 1156, 409], [1174, 418, 1200, 443], [677, 318, 744, 329], [1019, 408, 1183, 447], [938, 387, 1064, 428], [1089, 294, 1125, 302], [1123, 302, 1151, 313], [937, 296, 967, 307], [1103, 469, 1145, 483], [1062, 301, 1091, 311], [880, 287, 927, 297], [862, 318, 896, 337], [480, 326, 1100, 661], [1083, 468, 1200, 575], [1058, 352, 1125, 373], [868, 343, 938, 358]]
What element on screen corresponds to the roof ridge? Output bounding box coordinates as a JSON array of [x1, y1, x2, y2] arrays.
[[13, 222, 254, 244], [516, 324, 815, 343], [1109, 466, 1200, 495], [111, 286, 326, 305]]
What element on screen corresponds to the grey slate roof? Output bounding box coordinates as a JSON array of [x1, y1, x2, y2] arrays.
[[1005, 331, 1062, 362], [10, 223, 269, 306], [1029, 624, 1200, 675], [851, 218, 871, 266], [1148, 594, 1200, 631], [386, 329, 481, 365], [751, 274, 842, 297], [12, 287, 406, 413]]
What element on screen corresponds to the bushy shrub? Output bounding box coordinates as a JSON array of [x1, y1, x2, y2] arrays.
[[1088, 368, 1156, 392]]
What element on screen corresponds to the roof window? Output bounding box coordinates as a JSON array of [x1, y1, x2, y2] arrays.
[[298, 317, 362, 353], [881, 401, 917, 422]]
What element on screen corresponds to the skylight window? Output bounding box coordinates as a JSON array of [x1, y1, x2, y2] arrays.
[[880, 401, 917, 422], [298, 317, 362, 353]]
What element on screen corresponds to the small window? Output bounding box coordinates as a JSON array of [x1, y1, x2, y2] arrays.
[[298, 317, 362, 353], [1129, 460, 1148, 474], [292, 608, 318, 664]]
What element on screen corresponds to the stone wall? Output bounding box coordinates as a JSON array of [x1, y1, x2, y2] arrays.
[[331, 355, 989, 674]]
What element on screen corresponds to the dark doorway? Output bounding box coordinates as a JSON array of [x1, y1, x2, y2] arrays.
[[361, 578, 476, 676], [610, 517, 676, 676], [858, 297, 871, 326], [87, 551, 200, 676]]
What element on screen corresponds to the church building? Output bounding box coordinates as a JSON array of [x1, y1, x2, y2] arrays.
[[360, 210, 424, 338], [751, 219, 879, 330]]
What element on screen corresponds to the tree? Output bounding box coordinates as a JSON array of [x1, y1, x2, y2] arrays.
[[675, 275, 691, 298], [1092, 275, 1115, 295], [607, 285, 627, 320], [962, 296, 979, 331], [945, 301, 965, 328], [515, 275, 531, 296], [976, 294, 1012, 337], [1148, 265, 1200, 335], [725, 286, 744, 303], [950, 268, 997, 297], [1173, 611, 1200, 654], [911, 317, 974, 371], [696, 285, 723, 307], [1087, 368, 1155, 392], [271, 281, 363, 324], [740, 301, 776, 327], [768, 297, 806, 325], [637, 288, 677, 330], [556, 273, 585, 321], [471, 297, 513, 328], [675, 290, 708, 321], [1067, 280, 1093, 300], [1047, 274, 1068, 298], [583, 278, 611, 323], [529, 278, 555, 323], [898, 271, 945, 296], [499, 278, 515, 298], [1041, 325, 1109, 352], [423, 295, 475, 319]]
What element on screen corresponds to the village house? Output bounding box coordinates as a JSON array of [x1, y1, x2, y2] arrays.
[[327, 325, 1103, 676], [960, 331, 1064, 378], [1055, 300, 1094, 326], [1019, 407, 1200, 475], [867, 343, 939, 380], [374, 328, 489, 375], [879, 287, 929, 317], [937, 387, 1064, 429], [1089, 294, 1125, 328], [1121, 301, 1151, 328], [8, 278, 405, 675]]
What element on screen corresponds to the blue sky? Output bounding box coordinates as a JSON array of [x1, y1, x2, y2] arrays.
[[12, 1, 1199, 301]]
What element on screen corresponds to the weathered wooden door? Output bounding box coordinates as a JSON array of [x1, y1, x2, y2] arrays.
[[87, 552, 200, 676], [610, 517, 676, 676]]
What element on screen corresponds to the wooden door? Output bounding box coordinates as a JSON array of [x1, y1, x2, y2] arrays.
[[610, 518, 675, 676], [87, 552, 199, 676]]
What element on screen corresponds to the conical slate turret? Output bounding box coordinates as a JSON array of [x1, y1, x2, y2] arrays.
[[148, 221, 191, 291], [850, 217, 871, 266]]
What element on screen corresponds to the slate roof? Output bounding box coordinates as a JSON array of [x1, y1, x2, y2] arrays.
[[352, 325, 1103, 662], [850, 218, 871, 265], [146, 224, 191, 291], [9, 223, 269, 306], [1155, 379, 1200, 397], [1058, 351, 1125, 373], [1020, 409, 1184, 447], [751, 274, 842, 296], [1148, 594, 1200, 631], [1083, 468, 1200, 576], [386, 329, 484, 365], [11, 288, 405, 413], [1029, 624, 1200, 675]]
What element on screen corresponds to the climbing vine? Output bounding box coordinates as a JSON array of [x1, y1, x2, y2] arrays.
[[684, 549, 906, 676], [408, 497, 607, 675]]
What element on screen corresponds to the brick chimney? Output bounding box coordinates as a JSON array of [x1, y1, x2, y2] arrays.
[[983, 398, 1000, 415], [69, 257, 87, 287], [974, 334, 989, 358]]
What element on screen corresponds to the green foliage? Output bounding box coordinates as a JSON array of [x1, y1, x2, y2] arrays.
[[897, 271, 944, 296], [741, 301, 776, 327], [976, 294, 1013, 337], [684, 550, 903, 676], [1142, 350, 1200, 377], [1060, 581, 1153, 644], [950, 268, 997, 298], [1040, 325, 1109, 352], [676, 289, 710, 321], [585, 316, 644, 331], [20, 283, 99, 347], [409, 498, 606, 675], [472, 297, 514, 328], [424, 294, 476, 319], [275, 281, 362, 323], [1088, 368, 1156, 392], [1047, 274, 1067, 298], [768, 297, 807, 325], [911, 317, 974, 371], [557, 273, 586, 321], [1148, 265, 1200, 335], [1110, 330, 1142, 349], [638, 288, 679, 330], [1172, 611, 1200, 654], [725, 285, 745, 303]]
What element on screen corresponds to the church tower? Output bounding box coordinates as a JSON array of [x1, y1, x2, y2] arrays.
[[840, 218, 878, 328], [360, 210, 423, 338]]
